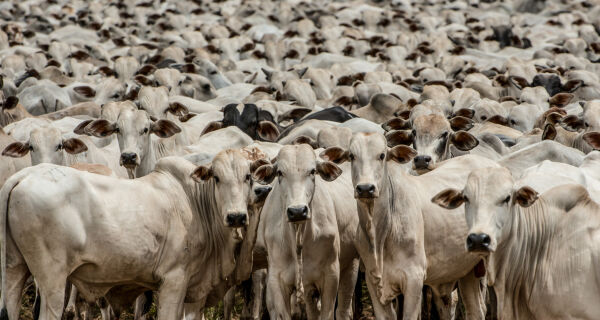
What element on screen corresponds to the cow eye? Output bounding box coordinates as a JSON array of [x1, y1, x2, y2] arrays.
[[203, 84, 211, 91], [480, 115, 487, 121], [349, 153, 355, 161], [210, 70, 218, 75], [463, 195, 469, 202], [29, 145, 34, 151], [585, 122, 590, 128], [277, 170, 283, 177], [56, 144, 62, 151], [245, 173, 251, 181], [510, 119, 516, 125], [379, 153, 385, 160], [214, 176, 220, 183], [142, 128, 149, 135], [502, 195, 511, 204], [310, 168, 316, 175], [440, 131, 448, 139], [111, 93, 120, 99]]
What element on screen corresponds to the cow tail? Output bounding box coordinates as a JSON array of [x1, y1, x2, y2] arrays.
[[0, 177, 22, 320]]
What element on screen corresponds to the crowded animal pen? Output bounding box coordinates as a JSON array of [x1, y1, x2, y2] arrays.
[[0, 0, 600, 319]]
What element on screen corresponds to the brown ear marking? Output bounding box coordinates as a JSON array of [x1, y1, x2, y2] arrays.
[[450, 131, 479, 151], [201, 121, 224, 136], [2, 142, 30, 157], [542, 123, 557, 141], [382, 117, 411, 131], [431, 188, 465, 209], [62, 138, 88, 154], [293, 135, 318, 149], [387, 145, 417, 164], [74, 86, 96, 98], [316, 161, 342, 182], [250, 159, 270, 173], [167, 102, 189, 117], [3, 96, 19, 110], [449, 116, 474, 131], [257, 121, 279, 142], [319, 147, 349, 164], [548, 93, 573, 107], [86, 119, 118, 137], [514, 186, 538, 207], [190, 166, 212, 182], [150, 120, 181, 138], [583, 132, 600, 150], [252, 164, 277, 184], [385, 130, 414, 147], [73, 120, 94, 135]]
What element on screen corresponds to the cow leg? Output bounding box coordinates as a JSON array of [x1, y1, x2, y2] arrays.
[[37, 276, 68, 320], [97, 297, 113, 320], [365, 273, 396, 320], [0, 260, 30, 319], [156, 270, 187, 320], [317, 261, 340, 320], [429, 283, 456, 320], [134, 291, 153, 320], [458, 271, 486, 320], [401, 276, 423, 320], [303, 283, 319, 320], [223, 286, 236, 320], [250, 270, 267, 320], [265, 271, 291, 320], [336, 258, 359, 320], [65, 284, 79, 319]]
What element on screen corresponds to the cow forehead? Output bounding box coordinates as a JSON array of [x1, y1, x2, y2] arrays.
[[118, 109, 149, 130], [465, 167, 514, 199], [212, 149, 251, 179], [413, 114, 450, 135], [30, 126, 61, 143], [277, 144, 316, 171], [349, 133, 387, 156]]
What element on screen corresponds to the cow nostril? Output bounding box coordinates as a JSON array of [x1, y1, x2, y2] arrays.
[[120, 152, 138, 164], [481, 234, 491, 246], [226, 213, 247, 227], [356, 184, 376, 197], [467, 233, 477, 247], [286, 206, 309, 222]]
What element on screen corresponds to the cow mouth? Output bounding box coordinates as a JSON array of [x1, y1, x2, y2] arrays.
[[288, 216, 309, 223], [355, 194, 377, 200], [467, 247, 493, 255]]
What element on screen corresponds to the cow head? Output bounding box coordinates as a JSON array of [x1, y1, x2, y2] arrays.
[[432, 167, 538, 255], [319, 132, 416, 201], [2, 126, 88, 165], [203, 103, 280, 141], [86, 109, 180, 176], [410, 114, 477, 173], [253, 144, 342, 223], [191, 150, 267, 228]]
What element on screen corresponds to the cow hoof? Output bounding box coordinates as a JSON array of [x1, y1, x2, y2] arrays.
[[64, 308, 76, 320]]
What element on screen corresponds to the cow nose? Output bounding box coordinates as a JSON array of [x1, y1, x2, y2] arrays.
[[254, 186, 272, 202], [414, 155, 432, 169], [466, 233, 491, 252], [226, 213, 247, 227], [120, 152, 138, 167], [355, 184, 376, 198], [286, 205, 309, 222]]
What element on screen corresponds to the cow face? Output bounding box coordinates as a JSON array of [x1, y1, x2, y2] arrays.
[[86, 109, 180, 174], [191, 150, 266, 228], [2, 126, 88, 165], [320, 132, 416, 201], [432, 168, 538, 255], [203, 104, 280, 141], [253, 144, 342, 223], [411, 114, 478, 173]]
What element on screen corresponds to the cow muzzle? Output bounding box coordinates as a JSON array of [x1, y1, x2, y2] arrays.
[[413, 155, 432, 170], [226, 212, 248, 228], [253, 185, 272, 203], [120, 152, 138, 168], [466, 233, 492, 253], [286, 205, 309, 222], [355, 184, 378, 199]]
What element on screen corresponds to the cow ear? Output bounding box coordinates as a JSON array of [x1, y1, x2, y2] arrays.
[[563, 80, 583, 93], [190, 165, 213, 182], [62, 138, 88, 154], [583, 132, 600, 150], [431, 188, 465, 209], [513, 186, 538, 207], [545, 112, 563, 125], [487, 115, 508, 126], [319, 147, 350, 164], [542, 123, 557, 141], [151, 119, 181, 138], [293, 135, 318, 149], [382, 117, 410, 131], [86, 119, 119, 137], [316, 161, 342, 182], [452, 108, 475, 119], [261, 68, 272, 81], [253, 164, 277, 184], [508, 76, 529, 90], [548, 92, 573, 107], [74, 86, 96, 98], [250, 158, 270, 173], [73, 119, 93, 135], [296, 67, 308, 78], [257, 121, 279, 142], [559, 115, 584, 131], [3, 96, 19, 110], [450, 131, 479, 151], [134, 75, 153, 86], [385, 130, 414, 147], [449, 116, 474, 131], [2, 142, 30, 157], [201, 121, 224, 135], [179, 113, 196, 122], [387, 145, 417, 163], [167, 102, 189, 117], [278, 107, 312, 123]]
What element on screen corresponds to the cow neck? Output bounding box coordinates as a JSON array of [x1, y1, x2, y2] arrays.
[[489, 199, 555, 319], [230, 203, 264, 285], [137, 138, 158, 177]]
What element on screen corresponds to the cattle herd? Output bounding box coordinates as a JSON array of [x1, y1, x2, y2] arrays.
[[1, 0, 600, 319]]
